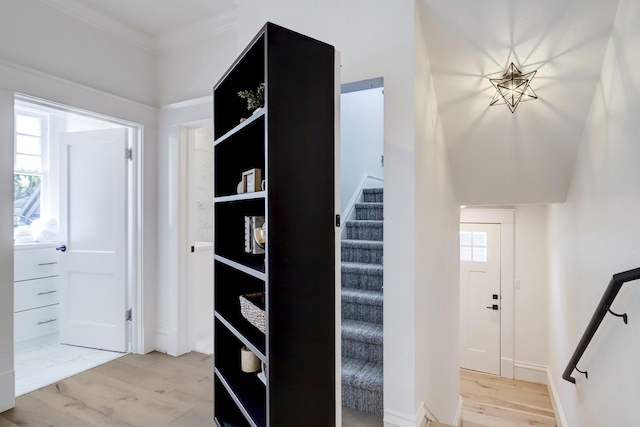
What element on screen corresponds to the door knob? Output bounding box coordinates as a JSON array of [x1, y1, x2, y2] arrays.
[[486, 304, 499, 310], [55, 245, 67, 252]]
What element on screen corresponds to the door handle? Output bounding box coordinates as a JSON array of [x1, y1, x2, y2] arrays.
[[56, 245, 67, 252], [486, 304, 499, 310]]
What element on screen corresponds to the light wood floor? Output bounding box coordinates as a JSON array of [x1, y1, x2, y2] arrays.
[[0, 351, 214, 427], [460, 369, 557, 427], [0, 351, 380, 427], [0, 353, 557, 427]]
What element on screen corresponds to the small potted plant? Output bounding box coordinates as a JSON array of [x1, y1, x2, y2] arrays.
[[238, 83, 265, 114]]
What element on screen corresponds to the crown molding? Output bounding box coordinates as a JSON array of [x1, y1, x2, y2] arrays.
[[153, 11, 236, 55], [37, 0, 236, 56], [38, 0, 154, 53]]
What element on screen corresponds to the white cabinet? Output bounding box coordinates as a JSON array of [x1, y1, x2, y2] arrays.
[[14, 246, 60, 346]]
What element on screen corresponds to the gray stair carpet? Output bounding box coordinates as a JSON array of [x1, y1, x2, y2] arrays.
[[342, 187, 383, 418]]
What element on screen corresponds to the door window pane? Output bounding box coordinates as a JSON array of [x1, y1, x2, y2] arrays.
[[473, 247, 487, 262], [460, 246, 472, 261], [460, 231, 472, 246]]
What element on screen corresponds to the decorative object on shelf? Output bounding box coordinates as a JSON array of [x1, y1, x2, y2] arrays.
[[236, 181, 244, 194], [253, 225, 266, 250], [239, 292, 266, 333], [242, 168, 262, 193], [238, 83, 265, 112], [261, 180, 266, 191], [241, 346, 261, 373], [489, 62, 537, 113], [244, 216, 265, 254]]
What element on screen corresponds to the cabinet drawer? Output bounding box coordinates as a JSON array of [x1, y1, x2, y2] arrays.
[[15, 276, 59, 313], [14, 304, 59, 343], [15, 249, 59, 281]]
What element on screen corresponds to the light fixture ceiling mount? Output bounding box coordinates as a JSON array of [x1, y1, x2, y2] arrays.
[[490, 63, 537, 113]]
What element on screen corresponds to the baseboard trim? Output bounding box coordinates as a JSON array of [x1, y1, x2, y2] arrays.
[[546, 368, 569, 427], [514, 361, 548, 384], [155, 326, 173, 354], [0, 369, 15, 412], [453, 396, 463, 427], [384, 403, 427, 427], [501, 357, 514, 379]]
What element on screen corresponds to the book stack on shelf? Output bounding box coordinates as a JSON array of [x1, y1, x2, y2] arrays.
[[213, 23, 337, 427]]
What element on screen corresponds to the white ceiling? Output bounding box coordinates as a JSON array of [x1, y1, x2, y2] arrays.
[[76, 0, 236, 36], [39, 0, 622, 206], [418, 0, 621, 205]]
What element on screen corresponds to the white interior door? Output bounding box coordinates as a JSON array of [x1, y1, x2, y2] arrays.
[[58, 128, 128, 352], [460, 223, 501, 374]]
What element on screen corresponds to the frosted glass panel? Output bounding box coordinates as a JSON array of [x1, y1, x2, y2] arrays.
[[460, 231, 472, 246], [473, 247, 487, 262], [473, 232, 487, 247], [15, 154, 41, 172], [16, 115, 41, 136], [460, 246, 472, 261], [16, 135, 41, 155], [194, 128, 213, 242]]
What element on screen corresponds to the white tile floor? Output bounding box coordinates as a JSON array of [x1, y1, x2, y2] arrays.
[[14, 342, 125, 397]]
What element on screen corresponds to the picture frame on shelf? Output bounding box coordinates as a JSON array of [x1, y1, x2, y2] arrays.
[[242, 168, 262, 193]]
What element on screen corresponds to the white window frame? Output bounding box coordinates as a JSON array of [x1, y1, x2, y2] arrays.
[[13, 107, 51, 223]]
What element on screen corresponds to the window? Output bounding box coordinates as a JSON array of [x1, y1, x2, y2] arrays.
[[14, 110, 48, 227], [460, 231, 487, 262]]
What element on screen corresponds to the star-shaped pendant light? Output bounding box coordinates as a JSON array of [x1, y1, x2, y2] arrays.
[[489, 63, 537, 113]]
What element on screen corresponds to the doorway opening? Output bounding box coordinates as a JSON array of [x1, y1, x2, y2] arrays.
[[12, 95, 141, 396], [177, 123, 214, 356], [460, 208, 515, 379]]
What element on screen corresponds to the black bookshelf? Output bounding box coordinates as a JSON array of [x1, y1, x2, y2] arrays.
[[213, 23, 336, 427]]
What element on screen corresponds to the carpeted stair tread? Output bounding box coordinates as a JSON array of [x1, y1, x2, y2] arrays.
[[342, 319, 383, 345], [355, 202, 383, 221], [342, 288, 383, 307], [342, 358, 384, 392], [363, 188, 383, 203], [342, 262, 383, 291], [346, 220, 383, 241], [341, 240, 383, 264]]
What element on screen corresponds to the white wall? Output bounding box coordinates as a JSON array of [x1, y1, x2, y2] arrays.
[[340, 87, 384, 214], [414, 6, 461, 423], [547, 0, 640, 424], [514, 205, 548, 383], [0, 88, 16, 412], [0, 0, 157, 107], [0, 1, 159, 409], [155, 0, 461, 424]]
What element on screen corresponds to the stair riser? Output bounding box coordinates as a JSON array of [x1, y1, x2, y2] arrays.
[[341, 246, 383, 264], [346, 224, 383, 241], [342, 301, 383, 324], [342, 384, 383, 417], [363, 192, 383, 203], [342, 271, 383, 291], [355, 205, 383, 221], [342, 338, 383, 364]]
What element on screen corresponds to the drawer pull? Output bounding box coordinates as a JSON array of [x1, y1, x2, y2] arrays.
[[38, 262, 57, 266], [37, 290, 57, 295], [37, 319, 57, 325]]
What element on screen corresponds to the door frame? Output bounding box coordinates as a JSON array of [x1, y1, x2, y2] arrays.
[[14, 94, 144, 355], [175, 119, 213, 356], [460, 208, 515, 379]]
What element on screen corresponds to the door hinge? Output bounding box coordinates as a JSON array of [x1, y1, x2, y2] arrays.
[[381, 155, 384, 167], [126, 308, 132, 321], [126, 148, 133, 160], [335, 214, 341, 227]]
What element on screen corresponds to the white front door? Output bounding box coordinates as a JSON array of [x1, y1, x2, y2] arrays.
[[58, 128, 128, 352], [460, 223, 501, 374]]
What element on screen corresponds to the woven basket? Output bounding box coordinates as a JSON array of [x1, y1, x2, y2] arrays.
[[239, 292, 266, 334]]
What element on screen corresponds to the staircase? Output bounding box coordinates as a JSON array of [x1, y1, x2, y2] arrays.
[[341, 188, 384, 417]]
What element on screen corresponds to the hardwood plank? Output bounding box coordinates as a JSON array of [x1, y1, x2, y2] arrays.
[[342, 406, 383, 427], [461, 369, 557, 427], [0, 352, 216, 427]]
